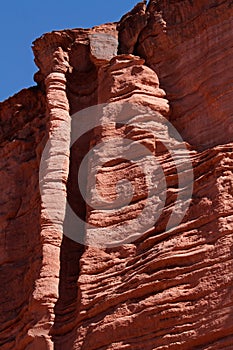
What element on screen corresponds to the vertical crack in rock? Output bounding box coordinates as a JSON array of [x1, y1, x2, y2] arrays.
[[32, 25, 120, 347], [118, 0, 233, 149], [0, 1, 233, 349], [137, 0, 233, 150], [117, 1, 149, 55]]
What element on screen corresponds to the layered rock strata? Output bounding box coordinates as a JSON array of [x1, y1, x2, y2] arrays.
[[118, 0, 233, 150], [0, 1, 232, 349]]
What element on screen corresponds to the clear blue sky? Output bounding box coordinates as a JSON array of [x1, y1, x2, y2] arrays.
[[0, 0, 139, 102]]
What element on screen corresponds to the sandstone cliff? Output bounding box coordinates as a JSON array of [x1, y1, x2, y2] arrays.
[[0, 1, 233, 349]]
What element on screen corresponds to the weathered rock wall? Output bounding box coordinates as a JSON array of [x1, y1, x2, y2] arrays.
[[0, 1, 233, 349], [118, 0, 233, 150], [0, 88, 47, 349]]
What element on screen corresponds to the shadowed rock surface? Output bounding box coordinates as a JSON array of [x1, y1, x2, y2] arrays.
[[0, 1, 233, 349]]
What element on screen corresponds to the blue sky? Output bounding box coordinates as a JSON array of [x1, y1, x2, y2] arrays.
[[0, 0, 139, 102]]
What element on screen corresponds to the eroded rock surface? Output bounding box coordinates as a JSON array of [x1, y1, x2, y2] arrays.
[[118, 0, 233, 150], [0, 1, 233, 349]]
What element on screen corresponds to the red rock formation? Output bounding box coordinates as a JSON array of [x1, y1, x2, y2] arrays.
[[0, 1, 233, 349], [0, 88, 47, 349], [133, 0, 233, 150]]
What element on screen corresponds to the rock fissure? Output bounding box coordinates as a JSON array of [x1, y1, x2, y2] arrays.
[[0, 1, 233, 349]]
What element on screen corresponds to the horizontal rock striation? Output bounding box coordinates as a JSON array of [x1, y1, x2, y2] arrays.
[[118, 0, 233, 150], [73, 144, 233, 350], [0, 0, 233, 349]]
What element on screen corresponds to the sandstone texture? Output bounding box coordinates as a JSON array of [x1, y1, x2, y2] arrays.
[[0, 1, 233, 349]]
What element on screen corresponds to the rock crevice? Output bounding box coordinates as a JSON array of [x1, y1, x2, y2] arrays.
[[0, 1, 232, 349]]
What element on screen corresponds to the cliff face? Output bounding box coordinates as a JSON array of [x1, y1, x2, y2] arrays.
[[122, 0, 233, 150], [0, 1, 233, 349]]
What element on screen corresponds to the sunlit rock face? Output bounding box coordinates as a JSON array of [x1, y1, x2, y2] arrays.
[[0, 1, 233, 349]]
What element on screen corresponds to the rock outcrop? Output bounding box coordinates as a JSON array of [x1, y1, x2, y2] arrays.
[[0, 1, 232, 349], [119, 0, 233, 150]]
